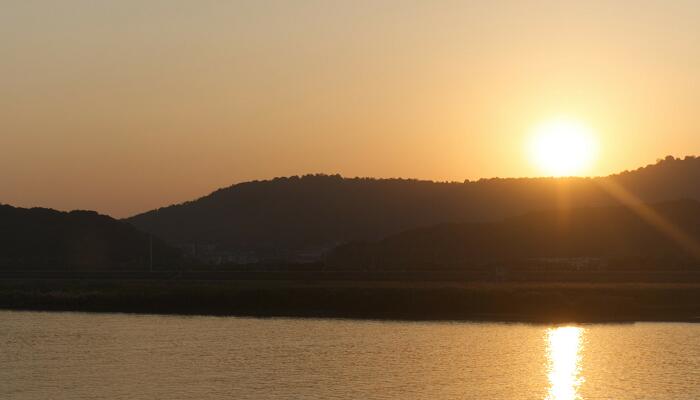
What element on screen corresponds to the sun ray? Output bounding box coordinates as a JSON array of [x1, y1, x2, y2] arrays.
[[597, 178, 700, 260]]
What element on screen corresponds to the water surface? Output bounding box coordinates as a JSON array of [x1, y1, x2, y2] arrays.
[[1, 311, 699, 399]]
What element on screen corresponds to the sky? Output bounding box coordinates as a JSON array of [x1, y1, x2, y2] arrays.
[[2, 0, 700, 217]]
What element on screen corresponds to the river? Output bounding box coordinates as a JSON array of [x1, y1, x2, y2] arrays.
[[1, 311, 699, 399]]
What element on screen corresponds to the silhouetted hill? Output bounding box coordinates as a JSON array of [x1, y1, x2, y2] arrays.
[[126, 156, 700, 261], [328, 199, 700, 271], [0, 205, 178, 270]]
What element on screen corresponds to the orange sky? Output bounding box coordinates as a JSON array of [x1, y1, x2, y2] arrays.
[[2, 1, 700, 217]]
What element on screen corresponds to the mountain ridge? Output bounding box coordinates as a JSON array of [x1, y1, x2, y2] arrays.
[[125, 155, 700, 261]]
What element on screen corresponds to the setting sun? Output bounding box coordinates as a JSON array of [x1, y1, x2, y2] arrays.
[[529, 119, 599, 177], [3, 2, 700, 399]]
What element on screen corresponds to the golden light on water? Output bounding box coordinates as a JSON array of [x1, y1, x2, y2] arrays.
[[546, 326, 585, 400], [529, 118, 599, 177]]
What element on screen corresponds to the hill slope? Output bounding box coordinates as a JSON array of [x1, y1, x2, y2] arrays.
[[327, 199, 700, 271], [126, 156, 700, 261], [0, 205, 178, 270]]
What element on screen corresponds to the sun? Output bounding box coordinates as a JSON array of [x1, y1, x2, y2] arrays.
[[529, 118, 599, 177]]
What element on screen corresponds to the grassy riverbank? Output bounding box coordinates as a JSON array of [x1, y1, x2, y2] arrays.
[[1, 279, 699, 323]]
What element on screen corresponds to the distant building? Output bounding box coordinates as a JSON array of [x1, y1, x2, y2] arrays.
[[530, 257, 607, 271]]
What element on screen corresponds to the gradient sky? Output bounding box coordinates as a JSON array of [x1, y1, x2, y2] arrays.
[[2, 1, 700, 217]]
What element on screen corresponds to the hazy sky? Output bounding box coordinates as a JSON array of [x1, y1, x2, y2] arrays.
[[2, 1, 700, 217]]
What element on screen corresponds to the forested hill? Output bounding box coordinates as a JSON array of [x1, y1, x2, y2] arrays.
[[126, 156, 700, 259], [327, 199, 700, 271], [0, 205, 178, 270]]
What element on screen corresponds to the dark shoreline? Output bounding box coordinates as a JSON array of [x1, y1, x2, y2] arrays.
[[1, 278, 699, 323]]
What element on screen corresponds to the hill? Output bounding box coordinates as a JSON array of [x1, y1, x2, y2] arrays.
[[327, 199, 700, 271], [0, 205, 178, 270], [126, 155, 700, 262]]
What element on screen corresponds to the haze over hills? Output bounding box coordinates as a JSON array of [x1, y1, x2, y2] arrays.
[[126, 156, 700, 262], [0, 205, 178, 270], [327, 199, 700, 272]]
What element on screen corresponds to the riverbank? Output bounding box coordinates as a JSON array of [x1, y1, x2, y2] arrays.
[[1, 278, 699, 323]]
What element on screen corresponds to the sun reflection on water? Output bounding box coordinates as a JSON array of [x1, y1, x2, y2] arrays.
[[546, 326, 584, 400]]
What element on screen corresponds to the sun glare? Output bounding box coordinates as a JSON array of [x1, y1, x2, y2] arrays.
[[529, 118, 598, 177], [546, 326, 584, 400]]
